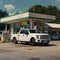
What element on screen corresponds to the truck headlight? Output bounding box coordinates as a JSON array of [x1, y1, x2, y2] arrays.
[[36, 35, 39, 39]]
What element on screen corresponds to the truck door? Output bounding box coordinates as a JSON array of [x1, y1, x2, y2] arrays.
[[23, 30, 29, 41], [19, 30, 25, 41], [19, 30, 29, 41]]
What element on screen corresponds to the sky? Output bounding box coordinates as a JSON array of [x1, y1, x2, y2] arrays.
[[0, 0, 60, 15]]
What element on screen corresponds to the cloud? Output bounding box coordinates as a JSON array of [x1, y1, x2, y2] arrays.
[[4, 4, 15, 11]]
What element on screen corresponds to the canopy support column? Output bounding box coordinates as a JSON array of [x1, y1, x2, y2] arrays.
[[5, 24, 7, 31], [30, 19, 33, 29]]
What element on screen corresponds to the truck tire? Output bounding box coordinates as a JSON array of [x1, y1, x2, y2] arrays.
[[13, 37, 18, 44], [30, 38, 35, 46]]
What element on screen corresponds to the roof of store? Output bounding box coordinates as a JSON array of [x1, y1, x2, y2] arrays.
[[45, 23, 60, 28], [0, 12, 56, 23]]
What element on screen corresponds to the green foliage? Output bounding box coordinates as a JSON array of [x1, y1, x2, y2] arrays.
[[29, 5, 60, 23], [0, 9, 9, 18], [0, 9, 9, 30], [29, 5, 58, 16], [15, 12, 19, 15]]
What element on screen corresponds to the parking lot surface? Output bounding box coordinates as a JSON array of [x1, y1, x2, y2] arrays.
[[0, 41, 60, 60]]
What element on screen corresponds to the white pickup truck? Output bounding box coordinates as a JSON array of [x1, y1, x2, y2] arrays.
[[11, 29, 50, 45]]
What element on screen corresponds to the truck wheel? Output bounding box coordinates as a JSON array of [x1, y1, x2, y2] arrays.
[[13, 37, 18, 44], [30, 38, 35, 46]]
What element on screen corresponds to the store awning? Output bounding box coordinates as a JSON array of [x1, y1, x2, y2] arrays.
[[45, 23, 60, 28]]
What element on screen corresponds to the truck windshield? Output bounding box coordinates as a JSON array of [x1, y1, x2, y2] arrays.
[[29, 30, 40, 33]]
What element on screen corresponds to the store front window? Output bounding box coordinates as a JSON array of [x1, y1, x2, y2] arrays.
[[13, 23, 20, 34], [21, 21, 31, 29]]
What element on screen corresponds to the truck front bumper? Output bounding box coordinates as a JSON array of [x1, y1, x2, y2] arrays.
[[36, 39, 50, 44]]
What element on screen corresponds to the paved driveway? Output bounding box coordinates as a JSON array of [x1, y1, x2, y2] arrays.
[[0, 41, 60, 60]]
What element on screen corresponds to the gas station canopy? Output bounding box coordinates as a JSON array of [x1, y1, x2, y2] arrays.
[[0, 12, 56, 23]]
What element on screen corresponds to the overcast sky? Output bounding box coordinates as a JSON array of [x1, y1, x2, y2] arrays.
[[0, 0, 60, 15]]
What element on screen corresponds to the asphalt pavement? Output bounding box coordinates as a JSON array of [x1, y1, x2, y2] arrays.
[[0, 41, 60, 60]]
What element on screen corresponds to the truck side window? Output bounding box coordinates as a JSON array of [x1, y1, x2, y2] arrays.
[[20, 30, 29, 34], [20, 30, 25, 34], [24, 30, 29, 34]]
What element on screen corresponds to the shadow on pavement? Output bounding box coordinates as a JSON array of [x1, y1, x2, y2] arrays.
[[34, 43, 57, 47], [17, 42, 57, 47], [28, 57, 40, 60], [51, 40, 60, 41]]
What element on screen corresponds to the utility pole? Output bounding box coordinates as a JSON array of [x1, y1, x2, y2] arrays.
[[33, 5, 35, 12], [32, 0, 35, 12]]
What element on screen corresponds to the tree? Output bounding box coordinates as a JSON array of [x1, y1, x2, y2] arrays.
[[29, 5, 58, 15], [15, 12, 19, 15], [29, 5, 43, 13], [46, 5, 57, 15], [29, 5, 60, 24], [0, 10, 9, 18], [0, 9, 9, 30]]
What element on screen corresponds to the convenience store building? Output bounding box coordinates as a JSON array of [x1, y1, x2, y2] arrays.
[[0, 12, 56, 35]]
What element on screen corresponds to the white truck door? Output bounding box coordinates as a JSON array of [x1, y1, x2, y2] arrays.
[[23, 30, 29, 41], [19, 30, 24, 41], [19, 30, 27, 41], [18, 34, 24, 41]]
